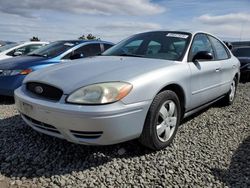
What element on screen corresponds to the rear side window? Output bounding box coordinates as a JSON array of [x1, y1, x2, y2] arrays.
[[208, 36, 229, 60]]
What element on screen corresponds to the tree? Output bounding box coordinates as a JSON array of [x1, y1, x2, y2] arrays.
[[86, 34, 96, 40], [30, 36, 40, 41], [78, 35, 86, 40], [78, 34, 100, 40]]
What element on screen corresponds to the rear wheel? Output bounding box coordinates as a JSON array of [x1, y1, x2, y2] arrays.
[[223, 77, 237, 105], [139, 90, 181, 150]]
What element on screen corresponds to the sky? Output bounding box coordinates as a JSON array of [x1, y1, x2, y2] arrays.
[[0, 0, 250, 43]]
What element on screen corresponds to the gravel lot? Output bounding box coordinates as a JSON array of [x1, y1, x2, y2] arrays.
[[0, 82, 249, 188]]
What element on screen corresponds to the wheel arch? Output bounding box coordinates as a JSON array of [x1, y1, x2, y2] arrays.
[[157, 84, 186, 118]]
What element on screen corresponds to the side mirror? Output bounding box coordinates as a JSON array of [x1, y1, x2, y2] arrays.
[[192, 51, 213, 62], [70, 53, 84, 60], [13, 51, 23, 56]]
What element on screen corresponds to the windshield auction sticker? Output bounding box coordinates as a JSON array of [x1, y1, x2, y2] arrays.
[[166, 33, 189, 39]]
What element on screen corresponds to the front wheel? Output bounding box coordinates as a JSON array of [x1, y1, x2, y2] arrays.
[[139, 90, 181, 150]]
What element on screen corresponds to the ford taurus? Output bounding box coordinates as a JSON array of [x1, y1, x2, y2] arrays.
[[15, 31, 240, 150]]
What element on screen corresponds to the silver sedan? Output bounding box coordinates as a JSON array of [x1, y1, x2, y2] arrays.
[[15, 31, 240, 150]]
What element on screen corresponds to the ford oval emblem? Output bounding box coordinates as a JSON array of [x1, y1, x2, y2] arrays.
[[34, 86, 43, 94]]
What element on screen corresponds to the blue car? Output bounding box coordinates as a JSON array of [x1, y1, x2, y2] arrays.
[[0, 40, 114, 96]]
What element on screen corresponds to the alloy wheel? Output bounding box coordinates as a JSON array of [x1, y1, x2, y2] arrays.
[[229, 80, 236, 102], [156, 100, 177, 142]]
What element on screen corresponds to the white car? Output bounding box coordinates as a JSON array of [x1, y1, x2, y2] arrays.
[[0, 41, 48, 60]]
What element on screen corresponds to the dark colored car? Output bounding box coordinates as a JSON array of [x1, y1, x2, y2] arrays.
[[0, 40, 114, 96], [231, 41, 250, 49], [232, 46, 250, 80]]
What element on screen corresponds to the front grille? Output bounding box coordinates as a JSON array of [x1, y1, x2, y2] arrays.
[[26, 82, 63, 101], [23, 114, 60, 134], [70, 130, 103, 139]]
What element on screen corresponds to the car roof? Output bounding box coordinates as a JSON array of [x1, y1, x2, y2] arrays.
[[133, 30, 219, 38], [136, 30, 192, 35], [18, 41, 49, 45], [54, 40, 113, 44]]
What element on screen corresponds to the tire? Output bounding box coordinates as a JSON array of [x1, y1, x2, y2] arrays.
[[139, 90, 181, 150], [223, 77, 237, 106]]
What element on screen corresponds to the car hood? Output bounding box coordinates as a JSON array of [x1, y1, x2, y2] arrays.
[[24, 56, 178, 94], [0, 56, 50, 69]]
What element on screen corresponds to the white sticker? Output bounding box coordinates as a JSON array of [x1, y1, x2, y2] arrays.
[[64, 43, 75, 46], [166, 33, 189, 39]]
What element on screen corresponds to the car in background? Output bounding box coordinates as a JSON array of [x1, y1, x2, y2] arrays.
[[231, 41, 250, 49], [0, 42, 48, 60], [0, 41, 16, 47], [0, 40, 114, 96], [15, 31, 240, 150], [232, 46, 250, 80]]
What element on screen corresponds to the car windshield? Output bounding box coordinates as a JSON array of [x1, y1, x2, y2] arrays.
[[0, 43, 19, 52], [102, 31, 191, 61], [28, 41, 81, 58], [232, 48, 250, 57]]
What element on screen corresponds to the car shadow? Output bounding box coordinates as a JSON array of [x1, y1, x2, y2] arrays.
[[0, 96, 15, 105], [211, 136, 250, 187], [0, 115, 153, 179], [240, 74, 250, 83]]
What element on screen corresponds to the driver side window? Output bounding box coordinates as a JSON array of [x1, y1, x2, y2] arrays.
[[189, 34, 214, 61]]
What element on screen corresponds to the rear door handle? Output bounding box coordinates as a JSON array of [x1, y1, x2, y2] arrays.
[[232, 65, 236, 69]]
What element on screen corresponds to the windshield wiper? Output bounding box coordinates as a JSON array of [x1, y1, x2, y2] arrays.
[[118, 53, 143, 57]]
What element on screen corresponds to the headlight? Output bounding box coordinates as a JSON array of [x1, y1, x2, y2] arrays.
[[66, 82, 133, 104], [0, 69, 32, 76]]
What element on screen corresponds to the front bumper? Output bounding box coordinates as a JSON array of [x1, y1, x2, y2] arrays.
[[14, 87, 151, 145], [0, 75, 25, 96]]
